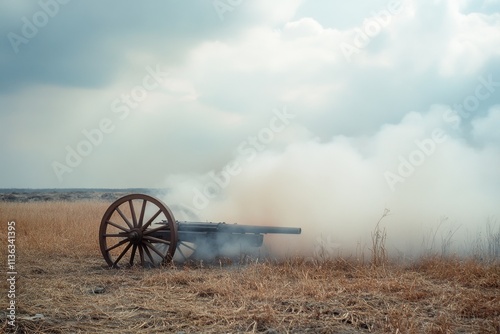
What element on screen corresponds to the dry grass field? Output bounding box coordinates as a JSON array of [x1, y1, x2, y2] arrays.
[[1, 198, 499, 333]]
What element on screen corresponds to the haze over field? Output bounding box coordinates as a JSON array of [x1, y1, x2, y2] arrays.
[[1, 0, 500, 256]]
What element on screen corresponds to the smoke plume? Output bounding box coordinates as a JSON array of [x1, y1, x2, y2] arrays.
[[161, 105, 500, 260]]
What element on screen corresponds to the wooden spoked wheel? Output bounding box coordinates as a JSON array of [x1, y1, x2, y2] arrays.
[[99, 194, 178, 268], [174, 238, 198, 262]]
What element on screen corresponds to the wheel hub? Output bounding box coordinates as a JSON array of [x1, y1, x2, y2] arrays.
[[128, 229, 143, 244]]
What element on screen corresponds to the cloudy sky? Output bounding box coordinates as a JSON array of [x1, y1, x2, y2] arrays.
[[1, 0, 500, 253]]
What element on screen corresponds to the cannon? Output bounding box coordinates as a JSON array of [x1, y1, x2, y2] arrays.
[[99, 194, 301, 268]]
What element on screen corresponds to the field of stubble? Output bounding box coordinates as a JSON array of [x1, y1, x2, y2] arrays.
[[0, 194, 499, 333]]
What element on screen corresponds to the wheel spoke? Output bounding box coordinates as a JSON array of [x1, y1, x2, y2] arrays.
[[144, 241, 166, 260], [129, 200, 138, 227], [177, 246, 188, 261], [143, 235, 171, 244], [116, 207, 134, 230], [103, 233, 127, 237], [179, 241, 196, 252], [138, 244, 145, 266], [105, 238, 129, 252], [138, 199, 147, 228], [129, 244, 137, 266], [113, 242, 133, 267], [141, 209, 162, 231], [143, 225, 169, 235], [106, 220, 129, 232], [142, 242, 156, 264]]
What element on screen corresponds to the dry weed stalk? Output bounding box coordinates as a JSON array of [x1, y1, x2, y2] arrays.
[[371, 208, 389, 267], [485, 218, 500, 261]]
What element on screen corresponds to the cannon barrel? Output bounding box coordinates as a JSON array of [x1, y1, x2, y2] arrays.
[[177, 222, 301, 235]]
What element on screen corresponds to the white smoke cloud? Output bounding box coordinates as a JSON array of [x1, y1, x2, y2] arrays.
[[162, 104, 500, 259]]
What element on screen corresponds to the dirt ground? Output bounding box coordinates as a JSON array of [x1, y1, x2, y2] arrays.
[[1, 254, 498, 334], [0, 194, 499, 333]]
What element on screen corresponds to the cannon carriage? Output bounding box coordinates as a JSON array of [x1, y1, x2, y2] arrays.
[[98, 194, 301, 268]]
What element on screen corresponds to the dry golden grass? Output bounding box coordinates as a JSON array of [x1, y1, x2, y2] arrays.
[[0, 201, 108, 257], [1, 201, 499, 333]]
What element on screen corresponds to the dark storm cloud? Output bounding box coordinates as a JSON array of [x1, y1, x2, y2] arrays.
[[0, 0, 252, 93]]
